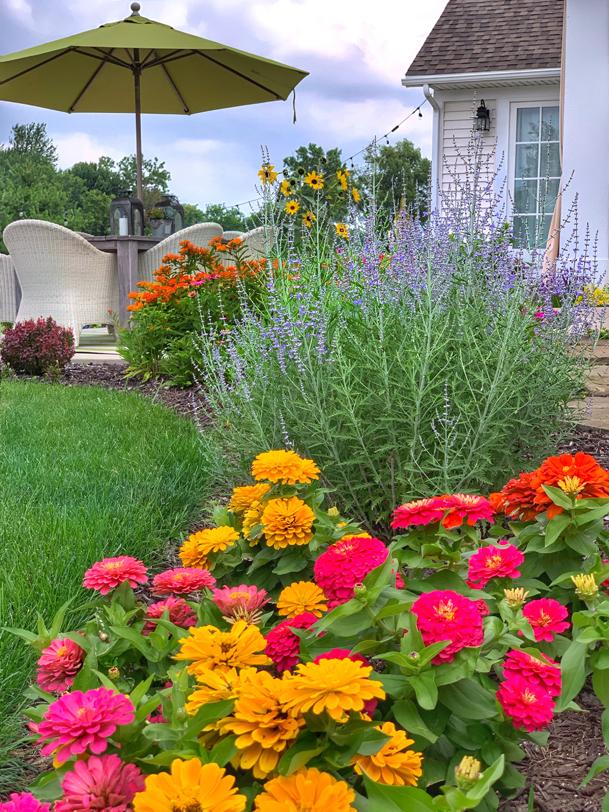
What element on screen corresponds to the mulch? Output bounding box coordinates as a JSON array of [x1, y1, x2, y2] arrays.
[[11, 362, 609, 811]]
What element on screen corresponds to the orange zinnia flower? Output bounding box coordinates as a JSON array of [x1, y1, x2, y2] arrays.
[[532, 452, 609, 517]]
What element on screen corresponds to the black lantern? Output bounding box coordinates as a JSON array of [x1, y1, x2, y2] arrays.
[[147, 195, 185, 239], [474, 100, 491, 132], [110, 191, 144, 236]]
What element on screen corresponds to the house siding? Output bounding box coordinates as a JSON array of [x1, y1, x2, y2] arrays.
[[439, 99, 497, 195]]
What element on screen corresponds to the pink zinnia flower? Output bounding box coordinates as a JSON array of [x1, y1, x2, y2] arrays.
[[265, 612, 318, 673], [441, 494, 495, 530], [152, 567, 216, 596], [502, 650, 561, 697], [313, 536, 388, 609], [497, 676, 555, 732], [391, 496, 453, 529], [411, 590, 484, 663], [466, 542, 525, 589], [36, 637, 85, 693], [83, 556, 148, 595], [144, 597, 197, 634], [36, 687, 134, 764], [212, 584, 269, 621], [313, 648, 379, 715], [55, 754, 145, 812], [522, 598, 570, 642], [0, 794, 51, 812]]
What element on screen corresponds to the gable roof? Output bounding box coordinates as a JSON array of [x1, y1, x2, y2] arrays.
[[405, 0, 563, 78]]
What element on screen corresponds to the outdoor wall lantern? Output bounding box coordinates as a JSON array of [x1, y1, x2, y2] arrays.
[[110, 192, 144, 237], [147, 195, 185, 239], [474, 100, 491, 132]]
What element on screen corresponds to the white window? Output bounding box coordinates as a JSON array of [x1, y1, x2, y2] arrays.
[[512, 104, 560, 249]]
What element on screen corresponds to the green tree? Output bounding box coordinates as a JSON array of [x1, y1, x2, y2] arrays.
[[186, 203, 251, 231], [359, 138, 430, 221], [116, 155, 171, 208]]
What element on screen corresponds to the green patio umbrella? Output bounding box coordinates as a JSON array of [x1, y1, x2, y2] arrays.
[[0, 2, 308, 198]]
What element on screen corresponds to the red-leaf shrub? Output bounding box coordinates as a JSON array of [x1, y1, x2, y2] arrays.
[[1, 317, 74, 375]]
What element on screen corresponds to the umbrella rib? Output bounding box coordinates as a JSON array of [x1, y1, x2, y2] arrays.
[[86, 48, 133, 69], [141, 50, 183, 70], [153, 51, 190, 113], [0, 49, 70, 86], [68, 49, 114, 112], [195, 51, 283, 99]]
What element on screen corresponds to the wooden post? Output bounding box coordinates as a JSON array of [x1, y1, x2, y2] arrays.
[[116, 238, 140, 327]]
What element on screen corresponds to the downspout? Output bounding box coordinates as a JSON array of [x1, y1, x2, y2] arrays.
[[424, 83, 441, 213]]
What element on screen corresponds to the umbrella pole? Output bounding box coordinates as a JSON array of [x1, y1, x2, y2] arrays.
[[133, 53, 143, 201]]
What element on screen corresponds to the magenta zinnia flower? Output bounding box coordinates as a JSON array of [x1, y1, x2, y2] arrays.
[[391, 496, 453, 529], [313, 536, 388, 609], [466, 542, 524, 589], [265, 612, 318, 673], [144, 597, 197, 634], [411, 590, 484, 663], [522, 598, 570, 642], [212, 584, 269, 621], [36, 637, 85, 693], [36, 687, 135, 764], [497, 676, 555, 732], [83, 556, 148, 595], [502, 650, 561, 697], [441, 494, 495, 530], [0, 794, 51, 812], [55, 754, 145, 812], [152, 567, 216, 596]]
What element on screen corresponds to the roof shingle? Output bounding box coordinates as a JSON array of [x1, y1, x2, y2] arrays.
[[406, 0, 563, 77]]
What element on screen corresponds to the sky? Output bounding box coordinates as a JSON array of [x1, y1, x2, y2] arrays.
[[0, 0, 448, 212]]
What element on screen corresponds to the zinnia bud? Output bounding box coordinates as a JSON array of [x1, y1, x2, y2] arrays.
[[353, 583, 367, 599], [571, 573, 598, 598], [327, 506, 340, 517], [107, 666, 120, 681], [455, 755, 481, 789], [503, 587, 528, 609], [98, 631, 109, 642]]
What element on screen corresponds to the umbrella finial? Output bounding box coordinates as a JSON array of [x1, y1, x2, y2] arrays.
[[130, 2, 141, 14]]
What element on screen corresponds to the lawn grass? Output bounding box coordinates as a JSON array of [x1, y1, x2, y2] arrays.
[[0, 380, 218, 792]]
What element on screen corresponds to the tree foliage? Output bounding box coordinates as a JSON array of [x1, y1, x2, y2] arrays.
[[359, 139, 430, 221]]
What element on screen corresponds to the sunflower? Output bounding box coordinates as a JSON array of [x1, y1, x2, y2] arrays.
[[284, 200, 301, 216], [175, 620, 271, 674], [302, 210, 316, 229], [336, 169, 350, 191], [304, 170, 324, 191], [258, 164, 278, 185], [281, 658, 385, 722], [351, 187, 361, 203], [221, 670, 303, 778], [229, 484, 271, 515], [133, 758, 246, 812], [280, 179, 293, 197], [353, 721, 423, 786], [254, 768, 356, 812], [335, 223, 349, 240], [251, 450, 320, 485], [261, 497, 315, 550], [179, 526, 239, 569], [277, 581, 327, 618]]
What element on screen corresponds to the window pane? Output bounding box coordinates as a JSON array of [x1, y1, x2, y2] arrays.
[[541, 106, 559, 141], [516, 107, 540, 142], [540, 143, 561, 178], [515, 144, 539, 178], [514, 179, 538, 213], [539, 178, 560, 215], [513, 215, 537, 249]]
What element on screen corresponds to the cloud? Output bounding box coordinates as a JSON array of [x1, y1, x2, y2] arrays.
[[53, 132, 124, 167], [4, 0, 34, 28]]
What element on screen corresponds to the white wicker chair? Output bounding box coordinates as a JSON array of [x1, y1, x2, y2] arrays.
[[239, 226, 276, 260], [3, 220, 118, 346], [0, 254, 21, 323], [222, 230, 244, 241], [138, 223, 223, 282]]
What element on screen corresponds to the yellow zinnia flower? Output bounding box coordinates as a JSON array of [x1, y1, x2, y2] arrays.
[[179, 526, 239, 569], [261, 497, 315, 550], [221, 670, 303, 779], [133, 758, 246, 812], [175, 619, 271, 674], [242, 500, 265, 542], [277, 581, 328, 618], [251, 449, 320, 485], [185, 666, 254, 716], [258, 164, 278, 185], [351, 187, 361, 203], [503, 587, 529, 608], [455, 755, 482, 789], [280, 178, 293, 197], [304, 170, 324, 190], [229, 483, 271, 515], [302, 210, 316, 229], [336, 169, 350, 191], [285, 199, 301, 216], [254, 768, 356, 812], [281, 658, 385, 722], [335, 223, 349, 240], [353, 721, 423, 786], [572, 572, 598, 598]]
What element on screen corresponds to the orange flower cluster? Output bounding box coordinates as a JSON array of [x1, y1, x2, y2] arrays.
[[127, 238, 267, 312], [490, 452, 609, 520]]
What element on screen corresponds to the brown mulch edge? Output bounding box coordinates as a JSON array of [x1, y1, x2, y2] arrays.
[[8, 363, 609, 810]]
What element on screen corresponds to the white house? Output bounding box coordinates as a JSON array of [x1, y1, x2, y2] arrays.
[[402, 0, 609, 276]]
